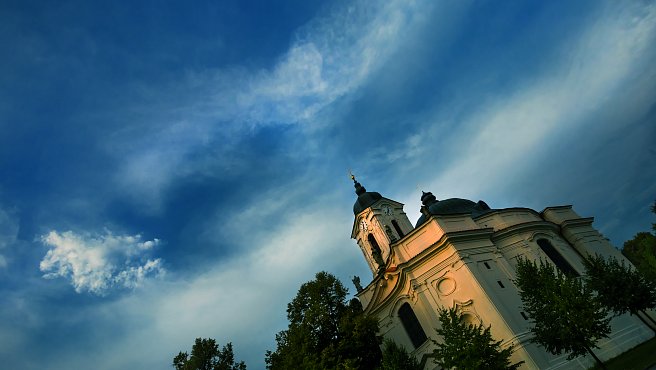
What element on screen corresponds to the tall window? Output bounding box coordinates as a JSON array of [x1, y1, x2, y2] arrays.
[[398, 303, 428, 349], [368, 233, 384, 267], [392, 220, 404, 238], [537, 238, 579, 276], [368, 234, 381, 254]]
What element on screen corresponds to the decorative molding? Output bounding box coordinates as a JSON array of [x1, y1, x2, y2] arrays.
[[527, 230, 556, 243], [452, 299, 473, 310], [408, 280, 422, 302], [492, 221, 559, 242], [388, 295, 412, 319], [451, 299, 482, 325], [435, 277, 457, 296]]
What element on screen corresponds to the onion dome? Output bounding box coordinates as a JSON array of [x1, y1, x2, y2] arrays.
[[415, 191, 492, 227], [352, 177, 382, 215]]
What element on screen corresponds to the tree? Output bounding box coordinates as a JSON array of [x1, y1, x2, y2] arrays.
[[335, 298, 383, 369], [515, 258, 611, 367], [622, 201, 656, 281], [173, 338, 246, 370], [623, 232, 656, 282], [652, 200, 656, 233], [379, 339, 422, 370], [431, 307, 523, 370], [265, 271, 381, 370], [583, 253, 656, 322]]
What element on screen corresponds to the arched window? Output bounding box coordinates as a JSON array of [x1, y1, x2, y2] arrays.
[[368, 233, 381, 253], [392, 220, 404, 238], [398, 303, 428, 349], [537, 238, 579, 276], [368, 233, 384, 267]]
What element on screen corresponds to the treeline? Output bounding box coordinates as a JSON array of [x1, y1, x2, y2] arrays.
[[173, 271, 520, 370], [174, 202, 656, 369]]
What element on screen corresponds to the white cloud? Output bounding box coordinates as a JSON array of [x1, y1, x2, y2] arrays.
[[239, 0, 432, 125], [39, 230, 165, 295], [54, 181, 370, 370], [113, 0, 436, 210], [419, 2, 656, 198]]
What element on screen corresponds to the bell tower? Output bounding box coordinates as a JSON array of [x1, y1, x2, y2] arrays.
[[350, 176, 413, 276]]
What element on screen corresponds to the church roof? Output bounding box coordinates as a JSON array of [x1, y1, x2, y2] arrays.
[[352, 178, 382, 215], [415, 191, 492, 227]]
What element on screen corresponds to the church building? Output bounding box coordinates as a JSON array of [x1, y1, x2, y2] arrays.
[[349, 177, 654, 369]]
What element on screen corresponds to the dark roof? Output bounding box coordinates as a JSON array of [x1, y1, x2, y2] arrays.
[[415, 192, 492, 227], [353, 191, 382, 214], [352, 180, 382, 215]]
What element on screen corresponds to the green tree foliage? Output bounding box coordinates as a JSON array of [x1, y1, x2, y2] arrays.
[[622, 201, 656, 281], [265, 271, 381, 370], [623, 232, 656, 282], [379, 339, 422, 370], [173, 338, 246, 370], [515, 258, 611, 364], [432, 307, 523, 370], [652, 200, 656, 233], [583, 253, 656, 317]]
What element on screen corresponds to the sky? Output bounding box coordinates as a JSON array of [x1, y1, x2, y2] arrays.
[[1, 0, 655, 369]]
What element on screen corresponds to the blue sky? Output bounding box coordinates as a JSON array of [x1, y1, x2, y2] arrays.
[[1, 0, 655, 368]]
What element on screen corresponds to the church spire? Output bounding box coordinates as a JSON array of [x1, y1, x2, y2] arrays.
[[351, 173, 367, 196]]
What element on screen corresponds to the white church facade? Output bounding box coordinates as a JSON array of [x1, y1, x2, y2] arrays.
[[349, 178, 654, 369]]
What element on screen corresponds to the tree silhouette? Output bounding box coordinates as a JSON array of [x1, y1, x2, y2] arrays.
[[173, 338, 246, 370], [265, 271, 381, 370], [622, 201, 656, 281], [379, 339, 422, 370]]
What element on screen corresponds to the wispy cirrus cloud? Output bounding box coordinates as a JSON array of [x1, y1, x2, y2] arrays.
[[112, 0, 438, 210], [86, 189, 363, 370], [239, 0, 435, 125], [2, 1, 655, 369], [397, 2, 656, 200], [39, 230, 164, 295]]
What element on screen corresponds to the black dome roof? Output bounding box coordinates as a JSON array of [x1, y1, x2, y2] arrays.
[[415, 192, 492, 227], [352, 179, 382, 215]]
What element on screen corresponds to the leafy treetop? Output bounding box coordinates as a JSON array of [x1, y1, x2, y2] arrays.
[[265, 271, 381, 370], [583, 253, 656, 316], [515, 258, 611, 364], [432, 307, 523, 370], [173, 338, 246, 370]]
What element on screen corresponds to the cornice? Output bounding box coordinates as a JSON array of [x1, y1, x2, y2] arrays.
[[473, 207, 542, 220], [491, 220, 560, 241], [540, 205, 573, 213], [560, 217, 595, 228], [405, 228, 495, 271]]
